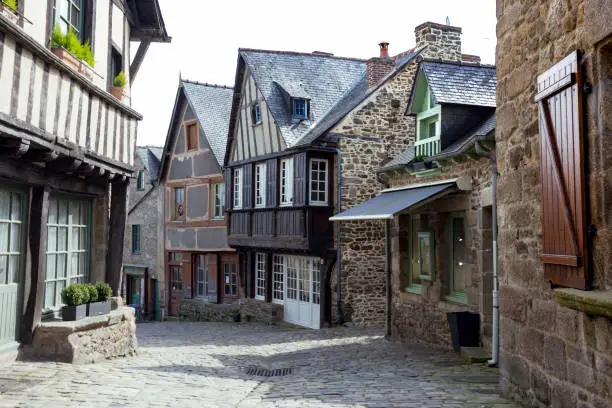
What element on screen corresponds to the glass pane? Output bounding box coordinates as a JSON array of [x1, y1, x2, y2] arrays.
[[46, 254, 56, 280], [419, 234, 431, 277], [57, 254, 67, 279], [58, 227, 68, 251], [0, 191, 10, 220], [48, 200, 58, 224], [10, 224, 20, 253], [72, 227, 80, 249], [56, 279, 66, 306], [8, 256, 19, 283], [410, 216, 422, 285], [80, 203, 89, 225], [44, 281, 55, 308], [70, 253, 78, 278], [79, 252, 87, 276], [452, 217, 466, 293], [58, 200, 68, 224], [0, 223, 8, 252], [428, 122, 436, 138], [0, 255, 7, 284], [11, 193, 21, 221], [47, 226, 57, 251], [80, 228, 87, 250]]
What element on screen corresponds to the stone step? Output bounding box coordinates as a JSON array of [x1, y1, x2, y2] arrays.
[[460, 346, 491, 364]]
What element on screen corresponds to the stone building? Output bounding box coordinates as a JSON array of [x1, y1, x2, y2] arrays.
[[0, 0, 169, 357], [122, 146, 164, 319], [495, 0, 612, 407]]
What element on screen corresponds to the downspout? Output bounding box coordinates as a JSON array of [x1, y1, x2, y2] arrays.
[[475, 140, 499, 367], [335, 147, 343, 324]]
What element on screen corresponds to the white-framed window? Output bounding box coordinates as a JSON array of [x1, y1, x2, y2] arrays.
[[44, 197, 91, 311], [0, 189, 25, 288], [252, 103, 262, 124], [280, 158, 294, 206], [196, 254, 208, 298], [255, 163, 267, 208], [233, 168, 242, 209], [213, 183, 225, 219], [309, 158, 328, 205], [255, 253, 266, 300], [272, 255, 284, 304]]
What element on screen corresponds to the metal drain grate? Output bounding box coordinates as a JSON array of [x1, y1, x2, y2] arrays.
[[246, 366, 293, 377]]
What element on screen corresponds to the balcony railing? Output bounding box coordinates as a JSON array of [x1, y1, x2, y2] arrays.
[[414, 136, 441, 157]]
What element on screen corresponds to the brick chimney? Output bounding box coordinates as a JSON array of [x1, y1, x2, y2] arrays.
[[366, 42, 395, 88], [414, 21, 462, 61]]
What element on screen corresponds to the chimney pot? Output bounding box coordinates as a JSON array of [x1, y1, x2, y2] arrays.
[[379, 41, 390, 58]]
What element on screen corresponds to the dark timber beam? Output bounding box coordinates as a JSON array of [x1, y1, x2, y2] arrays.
[[21, 186, 50, 344], [46, 157, 83, 173], [105, 179, 129, 295], [21, 149, 59, 163], [0, 138, 30, 157], [129, 40, 150, 82]]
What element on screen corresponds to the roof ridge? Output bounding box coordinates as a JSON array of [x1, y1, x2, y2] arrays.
[[420, 57, 495, 69], [181, 79, 233, 89], [239, 47, 367, 62]]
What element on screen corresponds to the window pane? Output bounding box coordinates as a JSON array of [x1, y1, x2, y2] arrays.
[[44, 282, 55, 308], [0, 223, 8, 252], [56, 280, 66, 307], [452, 217, 466, 293], [58, 200, 68, 224], [58, 227, 68, 251], [46, 254, 56, 280], [0, 255, 6, 284], [7, 255, 17, 284], [11, 193, 21, 221], [419, 234, 431, 277], [0, 191, 10, 220], [57, 254, 67, 279], [47, 226, 57, 251], [410, 216, 421, 285]]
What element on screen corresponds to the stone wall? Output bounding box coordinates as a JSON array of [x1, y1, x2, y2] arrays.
[[415, 22, 462, 62], [179, 298, 284, 325], [496, 0, 612, 406]]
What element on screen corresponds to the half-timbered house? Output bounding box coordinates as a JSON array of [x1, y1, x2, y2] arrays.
[[0, 0, 169, 355], [158, 80, 236, 316]]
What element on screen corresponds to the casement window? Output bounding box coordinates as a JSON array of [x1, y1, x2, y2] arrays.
[[252, 103, 262, 125], [406, 214, 434, 294], [0, 189, 25, 288], [170, 265, 182, 290], [168, 252, 183, 261], [53, 0, 85, 38], [309, 159, 328, 205], [280, 158, 294, 206], [255, 163, 267, 208], [309, 258, 321, 305], [292, 99, 307, 119], [136, 170, 145, 191], [272, 255, 284, 304], [196, 254, 208, 298], [224, 262, 237, 296], [213, 183, 225, 219], [109, 46, 123, 90], [233, 168, 242, 209], [414, 85, 441, 157], [447, 213, 467, 303], [44, 197, 91, 310], [131, 224, 141, 254], [185, 122, 198, 151], [255, 253, 266, 300], [173, 187, 185, 220]]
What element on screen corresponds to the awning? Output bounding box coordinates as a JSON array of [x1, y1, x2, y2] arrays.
[[330, 181, 460, 222]]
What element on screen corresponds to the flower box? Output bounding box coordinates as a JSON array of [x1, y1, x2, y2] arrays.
[[87, 300, 111, 317], [0, 4, 19, 24], [51, 47, 81, 72], [110, 86, 126, 101], [62, 304, 87, 321]]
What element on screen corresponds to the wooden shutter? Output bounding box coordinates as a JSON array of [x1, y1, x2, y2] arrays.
[[535, 50, 588, 289], [266, 158, 277, 208], [242, 163, 253, 209], [293, 153, 307, 206], [224, 168, 232, 212]]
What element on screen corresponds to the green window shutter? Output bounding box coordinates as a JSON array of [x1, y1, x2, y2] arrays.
[[137, 171, 145, 190], [132, 225, 141, 254]]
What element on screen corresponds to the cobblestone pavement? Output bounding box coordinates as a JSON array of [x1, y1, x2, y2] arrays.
[[0, 322, 520, 408]]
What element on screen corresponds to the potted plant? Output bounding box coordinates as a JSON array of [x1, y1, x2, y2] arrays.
[[87, 282, 112, 316], [110, 72, 127, 101], [61, 283, 89, 321], [76, 40, 95, 81], [412, 154, 432, 172], [50, 25, 95, 79], [0, 0, 19, 24]]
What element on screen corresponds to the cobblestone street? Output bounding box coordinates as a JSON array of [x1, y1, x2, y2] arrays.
[[0, 322, 519, 408]]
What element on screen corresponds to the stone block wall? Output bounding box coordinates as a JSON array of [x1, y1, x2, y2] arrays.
[[415, 22, 462, 62], [496, 0, 612, 406], [179, 298, 283, 325]]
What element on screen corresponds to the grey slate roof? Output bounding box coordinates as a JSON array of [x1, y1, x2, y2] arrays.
[[182, 80, 234, 166], [239, 49, 367, 147], [417, 61, 496, 108], [379, 146, 416, 170], [135, 146, 163, 182]]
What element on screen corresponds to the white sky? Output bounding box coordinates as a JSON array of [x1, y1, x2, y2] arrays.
[[131, 0, 497, 147]]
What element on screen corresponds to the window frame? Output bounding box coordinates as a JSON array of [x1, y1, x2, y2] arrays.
[[52, 0, 85, 40], [224, 262, 237, 297], [405, 214, 430, 295], [252, 103, 262, 125], [280, 158, 294, 206], [233, 168, 242, 209], [254, 163, 267, 208], [447, 212, 468, 304], [136, 170, 145, 191], [131, 224, 141, 254], [173, 187, 185, 221], [309, 158, 328, 205], [195, 254, 208, 298], [272, 255, 284, 304], [213, 183, 225, 219], [255, 253, 266, 300], [292, 98, 308, 119], [185, 120, 199, 152]]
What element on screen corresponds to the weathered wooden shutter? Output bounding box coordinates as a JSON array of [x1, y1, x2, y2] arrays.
[[224, 168, 232, 211], [293, 153, 307, 206], [535, 50, 588, 289], [242, 163, 253, 209], [266, 158, 277, 208]]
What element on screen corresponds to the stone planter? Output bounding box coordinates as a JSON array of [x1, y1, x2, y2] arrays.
[[52, 47, 81, 72], [87, 300, 111, 317], [413, 161, 432, 172], [109, 86, 125, 101], [62, 304, 87, 321], [0, 4, 19, 24]]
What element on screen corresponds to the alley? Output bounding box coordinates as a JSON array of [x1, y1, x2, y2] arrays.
[[0, 322, 519, 408]]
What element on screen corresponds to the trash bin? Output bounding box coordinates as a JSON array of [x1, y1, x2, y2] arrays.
[[447, 311, 480, 352]]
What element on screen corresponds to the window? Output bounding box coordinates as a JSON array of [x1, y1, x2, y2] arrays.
[[110, 46, 123, 89], [252, 103, 262, 124], [0, 190, 24, 288], [224, 263, 237, 296], [418, 232, 434, 280], [170, 265, 182, 290], [293, 99, 307, 119], [255, 253, 266, 300], [233, 168, 242, 209], [255, 163, 266, 208], [309, 159, 328, 205], [173, 187, 185, 220], [310, 259, 320, 305], [136, 170, 145, 191], [53, 0, 84, 39], [213, 183, 225, 219], [168, 252, 182, 261], [196, 254, 208, 298], [186, 122, 198, 151], [406, 214, 433, 294], [131, 225, 140, 254], [272, 255, 284, 303], [448, 213, 467, 303], [280, 158, 294, 206], [44, 197, 91, 310]]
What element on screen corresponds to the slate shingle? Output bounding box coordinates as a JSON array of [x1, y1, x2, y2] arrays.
[[135, 146, 163, 183]]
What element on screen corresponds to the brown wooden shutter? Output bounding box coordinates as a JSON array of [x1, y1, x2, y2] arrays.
[[266, 158, 277, 208], [186, 123, 198, 151], [535, 50, 588, 289], [224, 168, 232, 212], [242, 163, 253, 209], [293, 153, 307, 206]]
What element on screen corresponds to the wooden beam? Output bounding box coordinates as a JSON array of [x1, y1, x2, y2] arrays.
[[46, 157, 83, 173], [0, 138, 30, 157], [21, 185, 50, 344], [129, 40, 150, 83], [21, 149, 59, 163], [105, 179, 129, 295], [74, 163, 96, 174]]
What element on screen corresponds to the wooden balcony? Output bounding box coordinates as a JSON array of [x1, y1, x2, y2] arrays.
[[227, 206, 334, 255], [414, 135, 441, 157], [0, 15, 140, 179]]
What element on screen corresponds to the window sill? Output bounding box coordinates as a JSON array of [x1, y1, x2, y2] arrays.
[[405, 285, 422, 295], [554, 288, 612, 318], [445, 292, 468, 305], [132, 251, 141, 255]]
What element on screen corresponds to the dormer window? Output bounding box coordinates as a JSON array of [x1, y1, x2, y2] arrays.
[[252, 103, 262, 125], [292, 99, 307, 119]]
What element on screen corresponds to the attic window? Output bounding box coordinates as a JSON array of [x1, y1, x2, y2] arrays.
[[292, 99, 308, 119], [252, 103, 262, 125]]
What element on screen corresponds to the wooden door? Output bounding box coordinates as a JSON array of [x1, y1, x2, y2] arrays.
[[168, 265, 183, 315], [535, 50, 588, 289]]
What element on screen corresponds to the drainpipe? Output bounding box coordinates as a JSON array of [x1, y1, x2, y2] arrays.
[[475, 140, 499, 367], [334, 147, 343, 324]]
